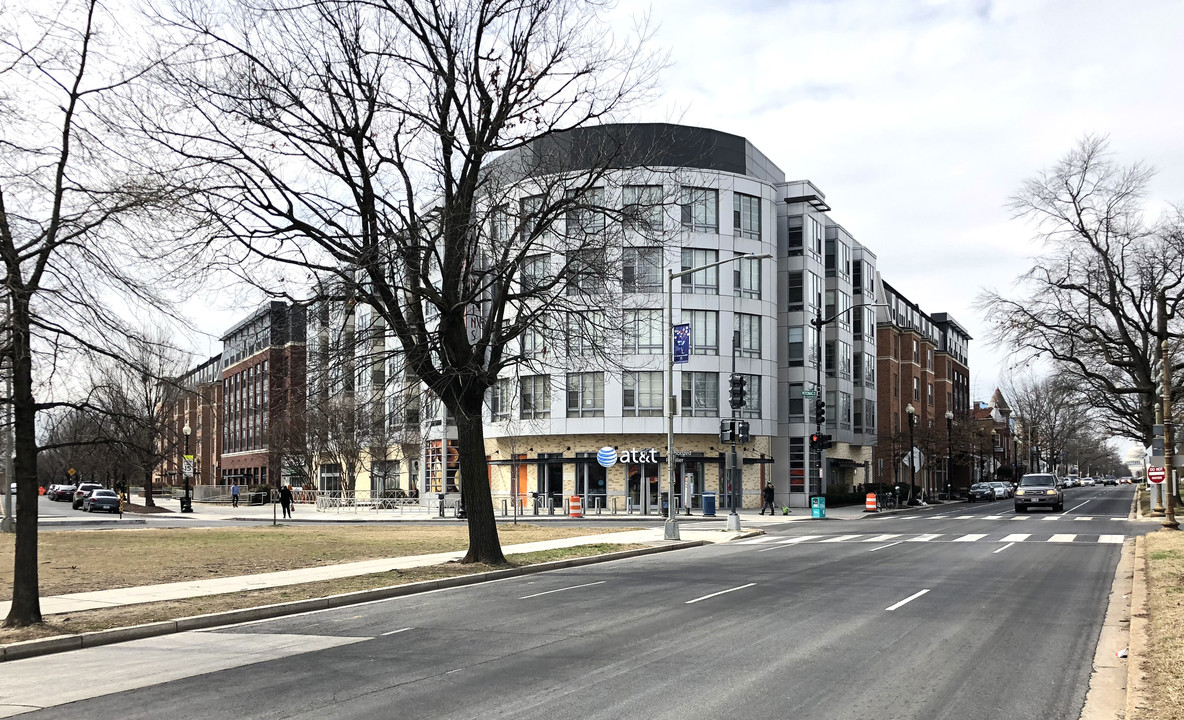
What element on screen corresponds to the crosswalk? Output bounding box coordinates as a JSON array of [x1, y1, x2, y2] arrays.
[[882, 514, 1127, 522], [738, 532, 1126, 546]]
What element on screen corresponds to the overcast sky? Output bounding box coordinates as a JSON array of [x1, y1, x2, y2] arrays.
[[183, 0, 1184, 443]]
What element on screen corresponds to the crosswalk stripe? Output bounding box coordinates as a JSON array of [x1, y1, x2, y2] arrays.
[[956, 515, 975, 520], [985, 515, 1003, 520], [929, 515, 949, 519], [1074, 517, 1094, 521], [861, 534, 902, 542], [1010, 517, 1029, 521], [908, 534, 942, 542], [1043, 516, 1061, 521], [820, 535, 862, 543], [1001, 533, 1030, 542], [1049, 534, 1077, 543], [1098, 535, 1125, 544], [775, 535, 822, 544], [954, 534, 987, 542], [738, 536, 781, 544], [1111, 517, 1126, 521]]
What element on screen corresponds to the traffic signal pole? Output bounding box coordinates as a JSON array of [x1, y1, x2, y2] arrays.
[[728, 330, 742, 531]]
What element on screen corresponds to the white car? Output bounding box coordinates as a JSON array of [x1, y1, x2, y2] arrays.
[[1081, 477, 1096, 487], [989, 481, 1013, 499]]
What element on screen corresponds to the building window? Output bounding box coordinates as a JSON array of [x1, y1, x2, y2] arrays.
[[826, 340, 835, 378], [734, 253, 761, 299], [565, 187, 605, 238], [807, 271, 823, 311], [893, 373, 899, 398], [680, 187, 718, 232], [520, 375, 551, 420], [371, 460, 400, 496], [913, 377, 920, 401], [680, 248, 718, 294], [735, 313, 761, 359], [787, 215, 804, 255], [826, 390, 836, 430], [520, 194, 543, 243], [853, 259, 863, 295], [624, 309, 663, 355], [928, 382, 934, 406], [787, 271, 804, 311], [837, 340, 852, 379], [566, 249, 603, 295], [319, 463, 342, 492], [520, 253, 550, 292], [733, 193, 760, 239], [789, 436, 805, 493], [623, 185, 663, 232], [854, 351, 864, 386], [623, 247, 663, 294], [865, 399, 876, 432], [840, 391, 852, 430], [682, 309, 718, 355], [788, 326, 805, 367], [681, 372, 719, 417], [913, 339, 919, 363], [521, 317, 548, 359], [489, 378, 511, 422], [809, 216, 823, 254], [927, 348, 934, 370], [740, 374, 761, 419], [865, 354, 876, 388], [623, 371, 663, 417], [567, 311, 605, 357], [788, 382, 804, 422], [566, 372, 604, 418]]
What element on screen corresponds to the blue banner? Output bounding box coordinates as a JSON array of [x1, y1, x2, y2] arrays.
[[673, 323, 690, 364]]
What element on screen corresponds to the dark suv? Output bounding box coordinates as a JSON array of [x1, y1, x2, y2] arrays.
[[1014, 473, 1063, 513]]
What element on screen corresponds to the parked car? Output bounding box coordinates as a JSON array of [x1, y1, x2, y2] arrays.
[[968, 483, 997, 502], [1063, 477, 1079, 488], [1014, 473, 1064, 512], [82, 489, 121, 513], [1102, 476, 1118, 486], [989, 481, 1013, 499], [72, 483, 104, 510], [47, 484, 74, 501], [1081, 477, 1097, 487]]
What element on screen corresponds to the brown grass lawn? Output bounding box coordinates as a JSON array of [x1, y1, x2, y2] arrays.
[[0, 523, 639, 598], [0, 543, 646, 646], [1142, 530, 1184, 720]]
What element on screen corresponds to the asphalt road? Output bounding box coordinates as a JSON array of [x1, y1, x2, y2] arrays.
[[2, 484, 1151, 720]]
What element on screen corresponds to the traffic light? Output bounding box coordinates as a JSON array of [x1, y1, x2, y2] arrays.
[[810, 432, 822, 448], [719, 419, 733, 444], [728, 373, 748, 409], [822, 433, 834, 449], [737, 421, 751, 444], [814, 397, 826, 425]]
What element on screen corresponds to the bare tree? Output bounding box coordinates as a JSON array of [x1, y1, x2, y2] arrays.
[[0, 0, 203, 627], [978, 136, 1184, 446], [1002, 371, 1092, 475], [147, 0, 663, 563]]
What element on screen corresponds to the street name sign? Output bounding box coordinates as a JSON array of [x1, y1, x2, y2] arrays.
[[801, 389, 817, 398], [1148, 466, 1166, 484]]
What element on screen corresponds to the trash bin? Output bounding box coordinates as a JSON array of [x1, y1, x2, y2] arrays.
[[702, 491, 716, 516], [811, 496, 826, 519]]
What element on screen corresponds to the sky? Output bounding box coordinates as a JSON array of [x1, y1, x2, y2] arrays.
[[181, 0, 1184, 445]]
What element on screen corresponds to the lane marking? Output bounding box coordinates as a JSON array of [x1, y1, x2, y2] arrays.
[[737, 536, 781, 544], [869, 541, 903, 552], [993, 542, 1015, 554], [686, 583, 756, 605], [861, 534, 902, 542], [1098, 535, 1125, 544], [1000, 533, 1030, 543], [381, 627, 413, 636], [1074, 517, 1095, 521], [886, 589, 930, 611], [819, 534, 862, 543], [953, 534, 987, 542], [1010, 517, 1029, 521], [907, 534, 942, 542], [519, 581, 605, 600], [1063, 500, 1091, 514], [758, 535, 823, 551], [1048, 534, 1077, 543]]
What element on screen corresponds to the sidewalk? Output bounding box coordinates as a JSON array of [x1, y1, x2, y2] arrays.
[[9, 502, 900, 618]]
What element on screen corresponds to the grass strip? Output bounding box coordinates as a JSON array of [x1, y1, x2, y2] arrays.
[[1141, 530, 1184, 720]]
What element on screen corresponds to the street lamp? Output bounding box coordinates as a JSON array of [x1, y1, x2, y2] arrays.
[[181, 424, 193, 513], [945, 410, 954, 499], [666, 253, 772, 540], [990, 429, 997, 481], [906, 403, 917, 505]]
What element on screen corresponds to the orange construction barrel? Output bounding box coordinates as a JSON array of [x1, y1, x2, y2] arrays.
[[569, 495, 583, 518], [864, 493, 878, 512]]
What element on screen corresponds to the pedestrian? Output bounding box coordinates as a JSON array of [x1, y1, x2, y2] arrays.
[[279, 483, 293, 519], [230, 481, 240, 508], [761, 481, 776, 515]]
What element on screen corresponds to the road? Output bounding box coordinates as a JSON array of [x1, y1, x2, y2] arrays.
[[1, 484, 1150, 719]]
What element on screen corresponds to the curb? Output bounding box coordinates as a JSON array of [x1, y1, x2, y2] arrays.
[[1078, 536, 1135, 719], [1125, 535, 1150, 720], [0, 540, 706, 663]]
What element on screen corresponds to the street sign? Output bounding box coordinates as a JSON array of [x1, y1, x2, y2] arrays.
[[801, 389, 817, 398], [673, 324, 690, 364], [1148, 466, 1167, 484]]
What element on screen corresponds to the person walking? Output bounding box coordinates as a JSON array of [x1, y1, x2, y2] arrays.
[[761, 481, 776, 515], [279, 484, 293, 519], [230, 481, 240, 508]]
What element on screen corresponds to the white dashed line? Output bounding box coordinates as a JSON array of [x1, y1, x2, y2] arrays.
[[686, 583, 756, 605], [907, 534, 942, 542], [953, 534, 987, 542], [1048, 534, 1077, 543], [886, 589, 930, 611], [1000, 534, 1031, 543]]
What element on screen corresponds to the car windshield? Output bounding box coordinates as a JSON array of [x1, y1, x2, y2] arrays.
[[93, 490, 117, 497], [971, 483, 990, 490], [1020, 474, 1057, 487]]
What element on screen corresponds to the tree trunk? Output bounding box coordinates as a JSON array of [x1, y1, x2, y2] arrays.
[[143, 465, 155, 507], [454, 405, 505, 565], [4, 293, 42, 627]]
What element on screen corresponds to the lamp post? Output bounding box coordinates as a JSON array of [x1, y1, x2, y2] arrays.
[[666, 253, 772, 540], [181, 424, 193, 513], [990, 429, 997, 481], [906, 403, 917, 504], [945, 410, 954, 499]]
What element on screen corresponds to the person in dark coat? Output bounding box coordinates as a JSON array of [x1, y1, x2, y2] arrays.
[[279, 484, 294, 518], [761, 481, 776, 515]]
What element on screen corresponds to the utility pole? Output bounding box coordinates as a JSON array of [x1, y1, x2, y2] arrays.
[[1159, 290, 1177, 529]]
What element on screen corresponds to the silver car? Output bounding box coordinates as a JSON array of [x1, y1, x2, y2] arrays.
[[1014, 473, 1064, 512], [989, 481, 1012, 499]]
